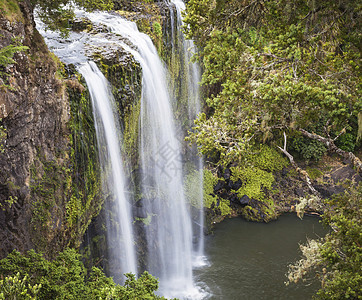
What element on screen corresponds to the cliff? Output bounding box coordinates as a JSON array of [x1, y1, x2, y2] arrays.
[[0, 0, 103, 258]]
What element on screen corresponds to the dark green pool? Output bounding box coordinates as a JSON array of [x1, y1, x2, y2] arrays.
[[194, 214, 328, 300]]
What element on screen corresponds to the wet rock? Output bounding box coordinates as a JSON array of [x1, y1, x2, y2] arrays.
[[70, 17, 93, 32], [315, 184, 345, 198], [135, 207, 148, 219], [231, 179, 242, 190], [239, 195, 251, 205], [331, 165, 361, 184], [214, 180, 224, 193], [294, 188, 305, 198], [223, 168, 231, 180], [0, 1, 72, 258], [281, 167, 288, 177]]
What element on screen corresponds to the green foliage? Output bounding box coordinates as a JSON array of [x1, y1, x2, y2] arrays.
[[0, 273, 40, 300], [0, 42, 28, 67], [286, 184, 362, 299], [0, 195, 17, 211], [228, 145, 286, 202], [247, 145, 288, 172], [230, 166, 274, 201], [0, 249, 167, 300], [292, 137, 327, 162], [316, 185, 362, 299], [203, 169, 231, 216], [0, 37, 28, 87], [306, 168, 324, 181], [335, 132, 356, 152], [184, 0, 361, 167]]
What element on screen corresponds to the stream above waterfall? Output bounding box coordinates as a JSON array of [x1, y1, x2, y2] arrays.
[[195, 214, 328, 300]]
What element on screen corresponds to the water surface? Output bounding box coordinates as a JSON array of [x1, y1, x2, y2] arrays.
[[195, 214, 328, 300]]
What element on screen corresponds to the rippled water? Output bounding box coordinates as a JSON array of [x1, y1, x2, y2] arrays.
[[195, 214, 328, 300]]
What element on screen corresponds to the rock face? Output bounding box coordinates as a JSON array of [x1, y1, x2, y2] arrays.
[[0, 1, 104, 259], [0, 0, 71, 257]]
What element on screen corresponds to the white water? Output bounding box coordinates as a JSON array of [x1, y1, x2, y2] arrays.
[[170, 0, 206, 262], [80, 11, 201, 299], [36, 16, 138, 280], [78, 62, 138, 279], [37, 8, 205, 299]]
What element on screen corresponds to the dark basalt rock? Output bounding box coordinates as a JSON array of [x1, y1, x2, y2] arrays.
[[214, 180, 224, 192], [239, 195, 251, 206], [70, 17, 93, 32], [134, 206, 147, 219], [223, 168, 231, 180], [231, 178, 242, 190], [294, 188, 305, 198], [315, 184, 345, 198]]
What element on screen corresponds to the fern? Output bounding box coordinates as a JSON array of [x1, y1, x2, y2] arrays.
[[0, 43, 28, 67]]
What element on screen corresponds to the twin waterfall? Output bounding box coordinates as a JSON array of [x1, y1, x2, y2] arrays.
[[37, 2, 205, 299]]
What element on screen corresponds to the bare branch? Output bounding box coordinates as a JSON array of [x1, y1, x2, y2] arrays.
[[299, 129, 362, 173], [278, 132, 320, 196]]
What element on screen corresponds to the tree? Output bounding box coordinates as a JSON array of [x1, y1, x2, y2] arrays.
[[286, 184, 362, 299], [0, 248, 167, 300], [184, 0, 361, 168]]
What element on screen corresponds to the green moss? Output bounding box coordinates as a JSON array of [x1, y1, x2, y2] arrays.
[[0, 0, 22, 21], [231, 166, 275, 201], [28, 76, 103, 255], [185, 168, 232, 216], [67, 84, 102, 247], [228, 145, 285, 222], [0, 119, 6, 153], [306, 167, 324, 180], [240, 199, 277, 222], [203, 169, 231, 216], [135, 213, 154, 226], [248, 145, 288, 172], [184, 169, 204, 209], [92, 51, 142, 173], [30, 156, 70, 252], [123, 100, 141, 166]]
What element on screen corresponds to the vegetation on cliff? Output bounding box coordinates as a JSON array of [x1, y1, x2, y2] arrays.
[[286, 184, 361, 299], [1, 0, 360, 298], [184, 0, 361, 166], [183, 0, 361, 297], [0, 249, 168, 300]]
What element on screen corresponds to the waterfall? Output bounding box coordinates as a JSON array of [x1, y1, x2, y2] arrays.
[[78, 62, 138, 279], [170, 0, 205, 263], [36, 16, 139, 279], [37, 7, 205, 299]]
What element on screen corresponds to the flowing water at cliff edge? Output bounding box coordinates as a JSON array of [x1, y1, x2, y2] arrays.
[[37, 6, 206, 299], [79, 62, 138, 279], [170, 0, 206, 266]]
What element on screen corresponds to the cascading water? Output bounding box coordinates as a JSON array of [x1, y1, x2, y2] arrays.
[[37, 7, 206, 299], [170, 0, 205, 262], [79, 62, 138, 279], [80, 11, 201, 298], [36, 16, 138, 280]]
